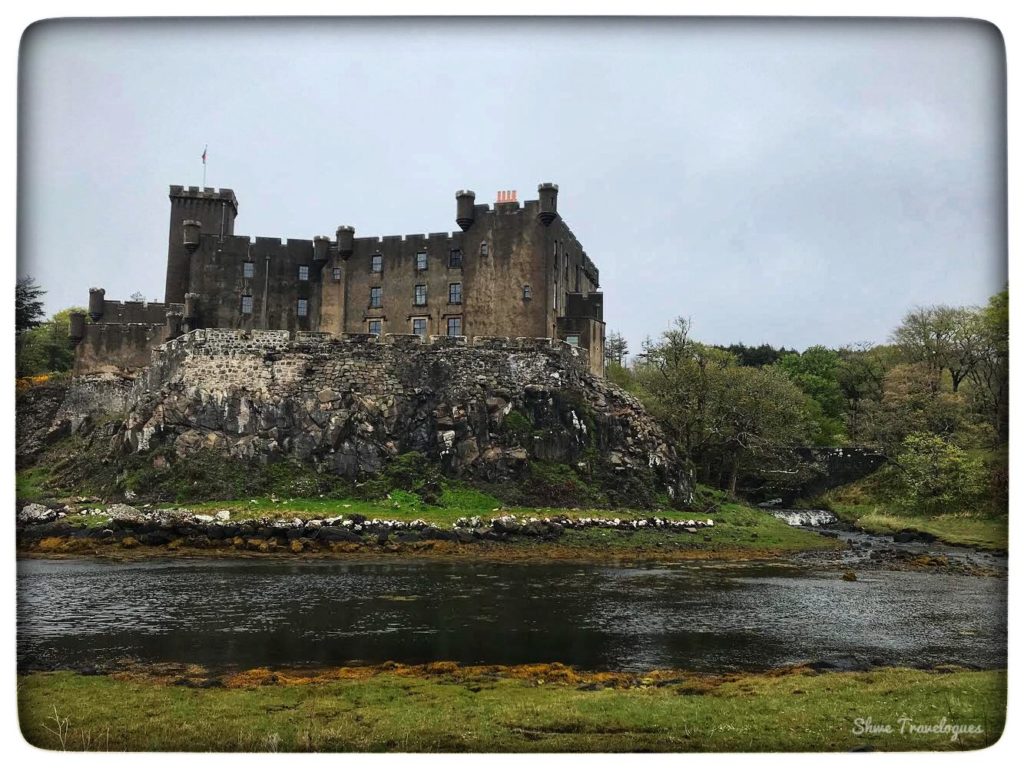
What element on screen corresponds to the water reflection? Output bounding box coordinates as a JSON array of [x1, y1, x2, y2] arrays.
[[17, 558, 1006, 673]]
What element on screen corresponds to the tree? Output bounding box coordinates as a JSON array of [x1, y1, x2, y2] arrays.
[[893, 432, 987, 515], [859, 362, 987, 457], [775, 345, 845, 445], [891, 305, 984, 392], [16, 307, 83, 377], [714, 342, 795, 368], [835, 343, 898, 441], [633, 317, 813, 492], [714, 365, 814, 494], [604, 331, 629, 367], [16, 276, 45, 333], [966, 289, 1008, 441]]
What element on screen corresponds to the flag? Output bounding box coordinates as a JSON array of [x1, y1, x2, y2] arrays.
[[201, 145, 207, 165]]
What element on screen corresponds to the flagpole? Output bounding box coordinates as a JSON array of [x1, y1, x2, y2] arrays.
[[202, 144, 207, 187]]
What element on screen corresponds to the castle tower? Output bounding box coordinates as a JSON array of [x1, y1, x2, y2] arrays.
[[165, 186, 239, 304]]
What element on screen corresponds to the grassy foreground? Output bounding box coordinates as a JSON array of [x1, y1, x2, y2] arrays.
[[19, 666, 1004, 752], [829, 503, 1008, 552]]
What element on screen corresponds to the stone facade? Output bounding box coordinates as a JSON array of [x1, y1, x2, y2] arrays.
[[114, 329, 689, 502], [72, 183, 606, 378]]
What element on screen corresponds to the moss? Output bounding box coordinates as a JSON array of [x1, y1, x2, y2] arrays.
[[349, 451, 444, 503], [501, 409, 534, 442]]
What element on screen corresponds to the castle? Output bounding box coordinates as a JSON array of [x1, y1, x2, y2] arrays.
[[69, 183, 607, 377]]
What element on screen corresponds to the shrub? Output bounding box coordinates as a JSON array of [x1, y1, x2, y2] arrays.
[[894, 432, 988, 515]]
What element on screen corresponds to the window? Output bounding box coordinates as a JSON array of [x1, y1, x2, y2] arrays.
[[449, 249, 463, 268], [332, 267, 342, 281], [371, 254, 383, 273], [416, 251, 428, 271], [523, 284, 532, 300], [368, 319, 382, 336], [447, 316, 462, 337], [412, 317, 428, 337], [370, 287, 382, 308], [479, 241, 489, 257], [240, 295, 253, 314], [414, 284, 427, 306], [298, 265, 310, 281], [566, 335, 580, 347], [448, 282, 462, 304], [297, 298, 308, 317], [243, 261, 255, 279]]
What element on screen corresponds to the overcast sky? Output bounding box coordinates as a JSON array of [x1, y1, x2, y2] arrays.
[[18, 17, 1006, 355]]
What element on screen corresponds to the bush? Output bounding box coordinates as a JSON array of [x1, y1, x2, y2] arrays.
[[894, 433, 988, 515]]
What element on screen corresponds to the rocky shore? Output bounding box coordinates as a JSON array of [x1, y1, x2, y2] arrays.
[[17, 502, 715, 556]]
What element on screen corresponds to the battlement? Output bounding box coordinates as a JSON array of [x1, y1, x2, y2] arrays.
[[169, 185, 239, 212]]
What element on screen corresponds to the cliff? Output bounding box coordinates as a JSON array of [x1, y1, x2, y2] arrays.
[[35, 330, 692, 507]]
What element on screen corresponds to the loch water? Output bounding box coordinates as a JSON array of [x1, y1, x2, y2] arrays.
[[17, 557, 1007, 673]]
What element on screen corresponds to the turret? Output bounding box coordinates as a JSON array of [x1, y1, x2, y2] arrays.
[[455, 190, 476, 231], [69, 311, 86, 342], [182, 220, 202, 251], [165, 310, 183, 339], [538, 182, 558, 226], [313, 236, 331, 263], [88, 287, 105, 321], [183, 292, 199, 321], [336, 225, 354, 256]]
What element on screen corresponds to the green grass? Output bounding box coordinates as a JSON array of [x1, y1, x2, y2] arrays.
[[829, 503, 1008, 551], [160, 496, 837, 556], [18, 667, 1005, 752], [15, 466, 53, 502]]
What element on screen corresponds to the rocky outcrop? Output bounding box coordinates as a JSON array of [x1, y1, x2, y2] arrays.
[[78, 330, 691, 504], [15, 379, 70, 463]]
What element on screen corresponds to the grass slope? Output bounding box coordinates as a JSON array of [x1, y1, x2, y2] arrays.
[[826, 503, 1007, 552]]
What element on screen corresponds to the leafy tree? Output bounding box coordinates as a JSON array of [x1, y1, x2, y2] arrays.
[[893, 432, 987, 515], [859, 362, 988, 457], [16, 307, 83, 377], [835, 343, 897, 441], [713, 342, 795, 368], [713, 365, 814, 494], [891, 305, 984, 392], [775, 345, 845, 445], [966, 289, 1008, 441], [604, 331, 629, 368], [633, 318, 813, 492], [15, 276, 45, 333]]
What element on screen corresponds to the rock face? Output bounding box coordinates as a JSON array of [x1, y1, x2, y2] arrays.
[[108, 330, 692, 503]]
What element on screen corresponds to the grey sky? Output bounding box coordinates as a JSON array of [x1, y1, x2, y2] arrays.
[[18, 17, 1006, 355]]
